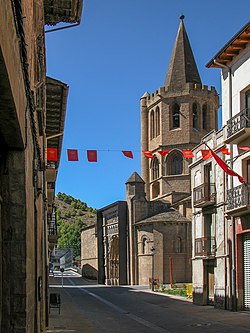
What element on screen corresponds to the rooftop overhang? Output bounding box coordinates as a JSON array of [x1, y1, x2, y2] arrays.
[[46, 76, 68, 167], [44, 0, 83, 26], [206, 21, 250, 68]]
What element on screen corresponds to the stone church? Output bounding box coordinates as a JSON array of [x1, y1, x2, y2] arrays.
[[82, 17, 219, 286]]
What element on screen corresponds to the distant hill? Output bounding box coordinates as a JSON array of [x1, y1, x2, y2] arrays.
[[55, 192, 97, 258]]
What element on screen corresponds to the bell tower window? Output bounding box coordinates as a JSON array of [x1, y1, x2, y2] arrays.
[[172, 103, 180, 128], [166, 151, 183, 175], [193, 103, 198, 130], [151, 157, 159, 180], [202, 104, 209, 131], [150, 110, 155, 139], [155, 106, 160, 136]]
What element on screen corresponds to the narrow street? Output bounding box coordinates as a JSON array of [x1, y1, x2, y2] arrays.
[[47, 270, 250, 333]]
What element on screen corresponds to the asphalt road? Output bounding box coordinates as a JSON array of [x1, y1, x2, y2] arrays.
[[47, 271, 250, 333]]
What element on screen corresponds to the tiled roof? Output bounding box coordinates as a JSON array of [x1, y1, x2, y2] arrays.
[[135, 209, 190, 225]]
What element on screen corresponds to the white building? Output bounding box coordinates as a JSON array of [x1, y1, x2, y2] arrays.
[[191, 21, 250, 311]]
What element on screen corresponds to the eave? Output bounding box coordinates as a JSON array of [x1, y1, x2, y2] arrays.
[[44, 0, 83, 26], [206, 21, 250, 68], [46, 76, 69, 167]]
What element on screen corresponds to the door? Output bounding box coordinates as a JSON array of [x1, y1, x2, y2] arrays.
[[207, 264, 215, 305], [243, 233, 250, 309]]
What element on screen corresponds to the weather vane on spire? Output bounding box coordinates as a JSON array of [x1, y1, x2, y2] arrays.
[[180, 15, 185, 20]]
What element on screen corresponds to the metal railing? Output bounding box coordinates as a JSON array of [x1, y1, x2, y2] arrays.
[[227, 183, 250, 211], [193, 183, 216, 207], [227, 108, 250, 138], [48, 209, 57, 236], [195, 237, 216, 257]]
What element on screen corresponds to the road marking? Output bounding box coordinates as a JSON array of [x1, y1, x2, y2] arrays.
[[68, 278, 172, 333]]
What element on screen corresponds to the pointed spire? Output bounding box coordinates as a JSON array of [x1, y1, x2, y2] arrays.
[[164, 16, 201, 90]]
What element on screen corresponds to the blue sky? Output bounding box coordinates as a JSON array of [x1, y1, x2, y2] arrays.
[[45, 0, 250, 209]]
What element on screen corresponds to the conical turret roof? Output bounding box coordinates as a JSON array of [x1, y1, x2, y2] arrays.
[[164, 16, 201, 90], [126, 172, 145, 184]]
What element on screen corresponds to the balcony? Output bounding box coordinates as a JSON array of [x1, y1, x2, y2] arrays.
[[47, 182, 55, 204], [225, 108, 250, 144], [195, 237, 216, 257], [227, 183, 250, 216], [48, 211, 58, 244], [193, 183, 216, 208], [46, 161, 57, 182]]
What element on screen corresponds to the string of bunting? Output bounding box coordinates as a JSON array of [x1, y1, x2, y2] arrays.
[[46, 146, 249, 163]]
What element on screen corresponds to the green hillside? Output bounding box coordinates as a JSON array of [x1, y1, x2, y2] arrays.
[[55, 192, 96, 258]]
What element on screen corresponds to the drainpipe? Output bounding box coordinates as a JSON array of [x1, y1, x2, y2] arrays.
[[213, 59, 236, 311]]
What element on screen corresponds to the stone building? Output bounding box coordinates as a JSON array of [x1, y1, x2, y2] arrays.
[[0, 1, 83, 332], [141, 17, 219, 205], [203, 21, 250, 311], [81, 223, 98, 279], [89, 17, 220, 288]]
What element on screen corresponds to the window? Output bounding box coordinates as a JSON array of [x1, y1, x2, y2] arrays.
[[247, 159, 250, 183], [150, 111, 155, 139], [150, 107, 160, 139], [152, 182, 160, 198], [155, 106, 160, 136], [172, 103, 180, 128], [202, 104, 208, 131], [246, 90, 250, 114], [166, 151, 183, 175], [142, 237, 148, 254], [204, 163, 213, 196], [176, 237, 182, 253], [192, 103, 198, 130], [151, 157, 159, 180]]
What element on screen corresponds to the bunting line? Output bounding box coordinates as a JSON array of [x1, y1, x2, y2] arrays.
[[46, 146, 250, 166]]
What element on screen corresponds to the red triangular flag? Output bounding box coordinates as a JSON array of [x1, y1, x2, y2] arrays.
[[239, 146, 250, 151], [158, 150, 171, 156], [87, 150, 97, 162], [122, 151, 133, 159], [209, 148, 246, 184], [67, 149, 78, 161], [182, 150, 194, 158], [220, 147, 231, 155], [47, 148, 58, 161], [142, 150, 154, 159], [201, 150, 212, 160]]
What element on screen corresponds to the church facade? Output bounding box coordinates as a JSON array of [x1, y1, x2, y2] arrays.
[[83, 17, 219, 288]]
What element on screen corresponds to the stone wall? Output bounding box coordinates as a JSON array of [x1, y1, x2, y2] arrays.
[[81, 225, 98, 279]]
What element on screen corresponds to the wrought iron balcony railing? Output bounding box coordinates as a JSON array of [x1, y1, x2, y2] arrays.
[[48, 225, 57, 236], [227, 183, 250, 211], [227, 108, 250, 139], [193, 183, 216, 208], [195, 237, 216, 257], [48, 209, 57, 237]]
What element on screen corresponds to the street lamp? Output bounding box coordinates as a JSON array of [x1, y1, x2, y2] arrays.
[[151, 246, 155, 291]]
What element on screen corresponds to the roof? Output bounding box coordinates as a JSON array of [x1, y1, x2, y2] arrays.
[[126, 172, 145, 184], [206, 21, 250, 68], [135, 209, 190, 225], [44, 0, 83, 26], [165, 17, 201, 89], [46, 77, 69, 165]]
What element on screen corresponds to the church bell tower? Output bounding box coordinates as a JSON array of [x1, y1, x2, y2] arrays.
[[140, 16, 219, 203]]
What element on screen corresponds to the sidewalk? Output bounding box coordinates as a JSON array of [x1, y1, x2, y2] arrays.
[[46, 272, 100, 333], [47, 285, 101, 333]]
